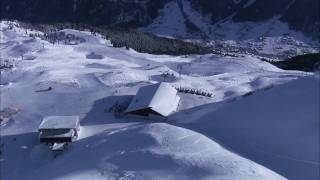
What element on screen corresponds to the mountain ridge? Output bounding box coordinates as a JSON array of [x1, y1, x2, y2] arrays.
[[1, 0, 319, 37]]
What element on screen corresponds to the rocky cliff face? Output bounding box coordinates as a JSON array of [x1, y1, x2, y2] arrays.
[[1, 0, 319, 36]]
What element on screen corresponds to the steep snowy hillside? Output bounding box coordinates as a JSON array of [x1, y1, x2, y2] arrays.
[[172, 76, 320, 180], [0, 21, 318, 179]]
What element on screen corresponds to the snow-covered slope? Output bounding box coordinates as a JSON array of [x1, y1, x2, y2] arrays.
[[209, 17, 319, 58], [2, 0, 319, 59], [140, 1, 188, 38], [172, 76, 320, 180], [1, 21, 318, 179], [1, 123, 286, 180], [141, 1, 319, 59]]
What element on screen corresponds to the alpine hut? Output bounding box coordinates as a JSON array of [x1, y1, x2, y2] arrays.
[[125, 82, 180, 119], [38, 116, 80, 144]]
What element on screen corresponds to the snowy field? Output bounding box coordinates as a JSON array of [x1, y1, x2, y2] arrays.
[[0, 21, 319, 180]]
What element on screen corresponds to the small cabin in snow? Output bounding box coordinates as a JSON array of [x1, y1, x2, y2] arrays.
[[38, 116, 80, 144], [125, 82, 180, 119]]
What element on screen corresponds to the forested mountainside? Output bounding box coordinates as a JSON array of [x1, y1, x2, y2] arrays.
[[1, 0, 319, 36]]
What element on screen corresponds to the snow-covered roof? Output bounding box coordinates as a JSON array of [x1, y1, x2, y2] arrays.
[[125, 82, 180, 117], [38, 116, 80, 130]]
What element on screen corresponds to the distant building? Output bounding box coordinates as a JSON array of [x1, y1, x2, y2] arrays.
[[125, 82, 180, 119], [38, 116, 80, 144]]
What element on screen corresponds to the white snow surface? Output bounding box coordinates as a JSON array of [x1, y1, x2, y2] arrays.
[[0, 21, 318, 180], [171, 76, 320, 180]]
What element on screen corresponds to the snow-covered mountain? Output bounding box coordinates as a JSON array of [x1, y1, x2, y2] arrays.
[[139, 0, 319, 58], [2, 0, 319, 36], [1, 21, 319, 180], [2, 0, 319, 59]]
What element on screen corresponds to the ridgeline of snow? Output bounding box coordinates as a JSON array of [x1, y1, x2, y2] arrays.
[[1, 21, 318, 180]]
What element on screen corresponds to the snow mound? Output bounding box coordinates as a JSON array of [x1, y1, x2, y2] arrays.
[[2, 123, 284, 180]]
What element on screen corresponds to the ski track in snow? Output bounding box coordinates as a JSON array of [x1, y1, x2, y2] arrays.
[[0, 21, 319, 180]]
